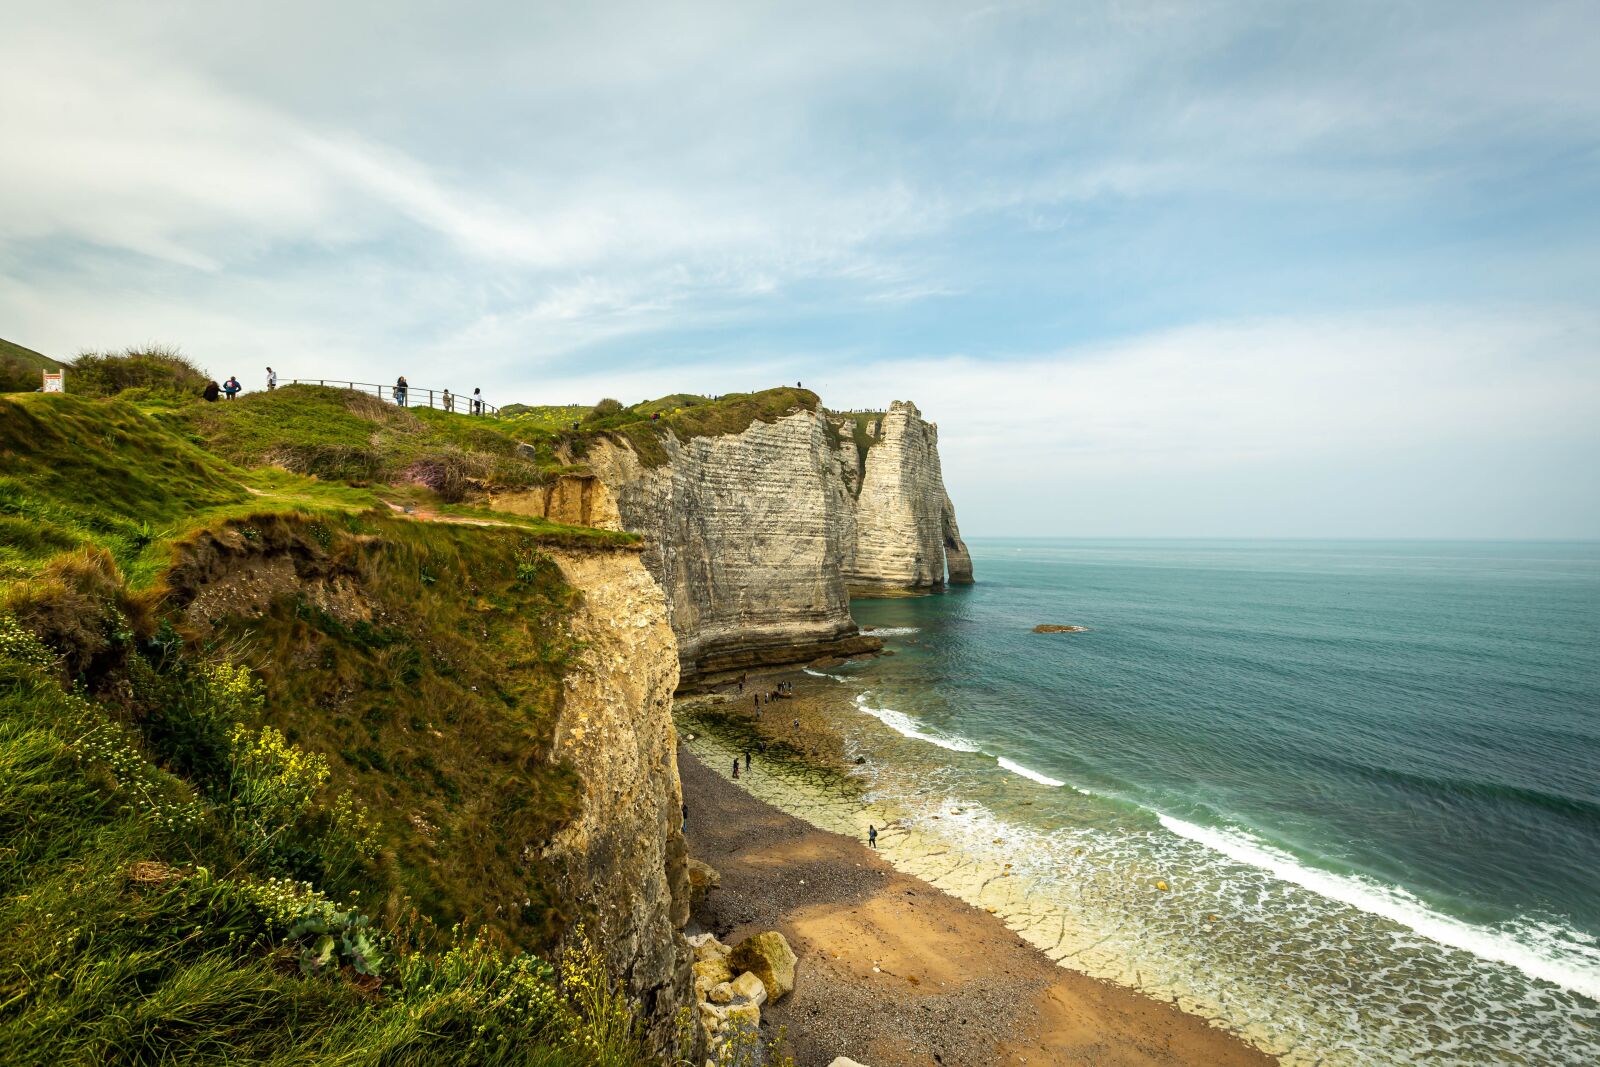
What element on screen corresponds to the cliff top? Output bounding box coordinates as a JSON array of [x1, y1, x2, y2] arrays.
[[506, 386, 821, 468], [0, 390, 637, 590]]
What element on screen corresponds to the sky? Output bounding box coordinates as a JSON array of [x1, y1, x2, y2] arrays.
[[2, 1, 1597, 538]]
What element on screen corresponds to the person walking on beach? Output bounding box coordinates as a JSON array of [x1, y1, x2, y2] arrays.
[[731, 758, 740, 780], [868, 825, 878, 849], [265, 366, 276, 391], [395, 376, 408, 406], [743, 750, 751, 773], [792, 718, 799, 730]]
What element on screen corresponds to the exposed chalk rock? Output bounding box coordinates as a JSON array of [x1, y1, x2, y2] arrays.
[[538, 548, 691, 1052], [498, 397, 972, 686], [730, 930, 798, 1002], [686, 858, 721, 912]]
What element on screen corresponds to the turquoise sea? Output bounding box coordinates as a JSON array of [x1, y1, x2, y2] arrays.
[[806, 540, 1599, 1063]]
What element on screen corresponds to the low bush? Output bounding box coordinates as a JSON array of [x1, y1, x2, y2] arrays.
[[70, 346, 211, 399]]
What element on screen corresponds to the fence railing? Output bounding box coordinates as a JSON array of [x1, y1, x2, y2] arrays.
[[285, 379, 499, 416]]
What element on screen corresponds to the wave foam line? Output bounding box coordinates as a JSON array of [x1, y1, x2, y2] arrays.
[[1158, 814, 1600, 1002], [853, 694, 982, 753], [997, 756, 1066, 788], [865, 626, 921, 636], [802, 668, 848, 682]]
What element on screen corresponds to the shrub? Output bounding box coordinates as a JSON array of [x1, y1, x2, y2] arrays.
[[585, 398, 625, 422], [70, 346, 210, 399]]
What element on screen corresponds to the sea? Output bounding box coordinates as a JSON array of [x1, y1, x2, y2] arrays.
[[681, 539, 1600, 1065]]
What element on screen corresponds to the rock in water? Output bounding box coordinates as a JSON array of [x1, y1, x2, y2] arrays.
[[1032, 624, 1089, 633], [730, 930, 798, 1002]]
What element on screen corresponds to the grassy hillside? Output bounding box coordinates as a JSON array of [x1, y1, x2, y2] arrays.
[[0, 617, 648, 1067], [0, 386, 662, 1065], [0, 337, 64, 392]]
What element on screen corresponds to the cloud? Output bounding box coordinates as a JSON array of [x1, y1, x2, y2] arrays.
[[2, 2, 1596, 535]]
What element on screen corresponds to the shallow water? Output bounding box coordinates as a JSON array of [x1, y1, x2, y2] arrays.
[[689, 539, 1600, 1065]]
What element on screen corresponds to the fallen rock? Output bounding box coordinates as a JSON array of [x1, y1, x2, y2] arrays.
[[730, 930, 797, 1002], [728, 970, 768, 1006], [828, 1058, 873, 1067], [692, 956, 734, 999], [1033, 624, 1089, 634], [686, 859, 721, 912], [688, 932, 731, 963]]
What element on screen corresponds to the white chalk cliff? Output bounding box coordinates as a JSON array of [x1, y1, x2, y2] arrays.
[[496, 394, 971, 686]]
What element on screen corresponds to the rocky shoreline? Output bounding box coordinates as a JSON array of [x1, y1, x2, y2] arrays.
[[678, 706, 1276, 1067]]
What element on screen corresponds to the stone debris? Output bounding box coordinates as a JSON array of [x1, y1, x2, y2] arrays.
[[730, 930, 798, 1002], [687, 858, 721, 912], [688, 931, 794, 1058], [827, 1059, 873, 1067]]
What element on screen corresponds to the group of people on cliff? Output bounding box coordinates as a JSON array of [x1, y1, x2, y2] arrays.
[[198, 369, 490, 415]]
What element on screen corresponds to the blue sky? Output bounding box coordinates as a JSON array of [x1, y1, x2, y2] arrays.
[[2, 1, 1597, 537]]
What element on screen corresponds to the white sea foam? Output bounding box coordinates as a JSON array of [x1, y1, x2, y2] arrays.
[[853, 693, 982, 753], [996, 756, 1066, 788], [1157, 814, 1600, 1003], [802, 667, 848, 682], [865, 626, 921, 636]]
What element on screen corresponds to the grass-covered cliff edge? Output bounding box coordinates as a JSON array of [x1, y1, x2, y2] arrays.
[[0, 384, 690, 1065]]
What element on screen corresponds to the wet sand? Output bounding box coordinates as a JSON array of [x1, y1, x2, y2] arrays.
[[680, 748, 1276, 1067]]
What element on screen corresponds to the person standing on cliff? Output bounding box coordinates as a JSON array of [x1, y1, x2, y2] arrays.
[[265, 366, 276, 391], [395, 375, 408, 406], [868, 825, 878, 849]]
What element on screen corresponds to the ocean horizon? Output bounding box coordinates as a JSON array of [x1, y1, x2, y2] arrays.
[[686, 536, 1600, 1064]]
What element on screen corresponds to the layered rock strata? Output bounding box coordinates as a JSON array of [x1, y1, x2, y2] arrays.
[[841, 401, 973, 594], [496, 398, 970, 687]]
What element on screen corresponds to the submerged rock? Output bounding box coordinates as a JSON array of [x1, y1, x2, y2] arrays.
[[1033, 624, 1089, 633]]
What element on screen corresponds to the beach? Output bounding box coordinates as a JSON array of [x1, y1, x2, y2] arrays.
[[679, 748, 1275, 1067]]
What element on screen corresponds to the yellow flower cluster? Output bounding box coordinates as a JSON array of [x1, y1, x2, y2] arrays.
[[0, 615, 56, 669]]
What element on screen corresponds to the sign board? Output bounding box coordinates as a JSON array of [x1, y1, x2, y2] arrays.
[[42, 371, 64, 393]]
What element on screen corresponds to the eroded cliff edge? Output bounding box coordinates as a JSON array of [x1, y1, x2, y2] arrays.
[[166, 516, 694, 1051], [495, 394, 972, 687]]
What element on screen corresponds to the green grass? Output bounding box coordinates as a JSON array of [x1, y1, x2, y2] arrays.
[[0, 336, 64, 380], [0, 618, 655, 1067], [498, 403, 591, 430], [504, 387, 820, 469], [0, 391, 634, 590]]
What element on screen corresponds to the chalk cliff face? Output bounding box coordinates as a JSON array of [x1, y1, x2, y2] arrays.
[[542, 547, 691, 1050], [841, 401, 974, 595], [502, 398, 971, 686], [578, 412, 880, 687]]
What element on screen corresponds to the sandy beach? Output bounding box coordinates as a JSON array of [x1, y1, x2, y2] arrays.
[[680, 747, 1276, 1067]]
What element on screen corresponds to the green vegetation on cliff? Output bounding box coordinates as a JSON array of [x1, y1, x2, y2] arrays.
[[0, 380, 661, 1064], [505, 387, 820, 468], [0, 618, 650, 1067]]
